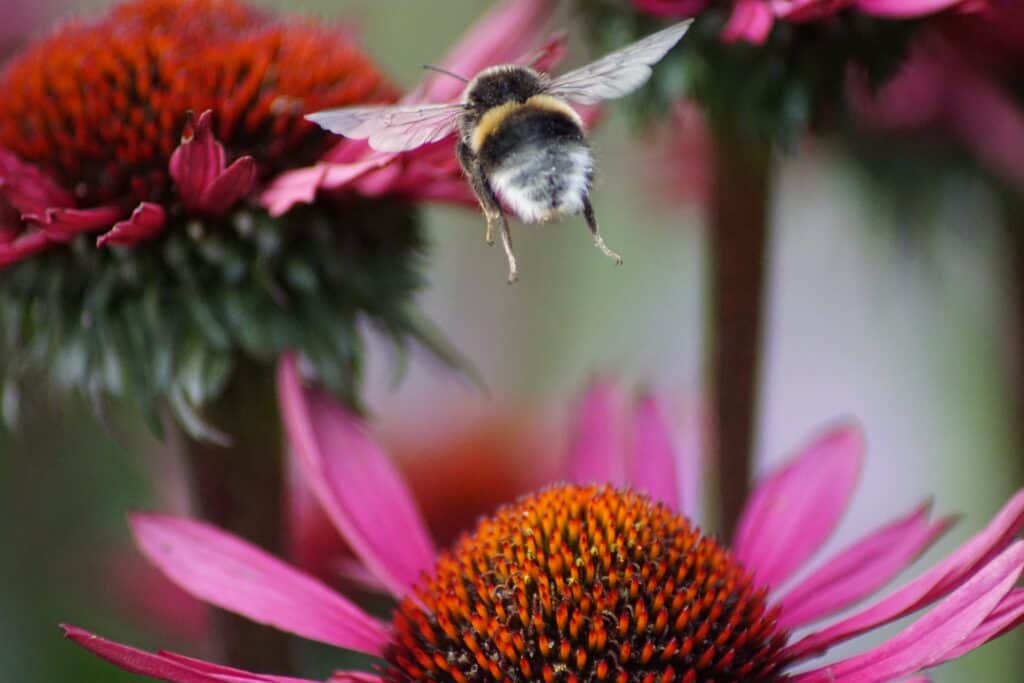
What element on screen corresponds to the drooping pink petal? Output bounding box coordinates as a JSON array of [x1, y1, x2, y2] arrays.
[[170, 110, 226, 212], [0, 230, 52, 267], [772, 0, 856, 22], [856, 0, 969, 18], [131, 513, 389, 655], [62, 625, 317, 683], [722, 0, 775, 43], [733, 424, 864, 588], [278, 355, 436, 599], [634, 0, 712, 18], [794, 541, 1024, 681], [0, 147, 75, 214], [776, 502, 955, 629], [628, 394, 679, 511], [97, 202, 167, 247], [941, 589, 1024, 661], [565, 378, 628, 487], [24, 205, 124, 242], [198, 156, 257, 216], [329, 672, 384, 683], [784, 488, 1024, 661]]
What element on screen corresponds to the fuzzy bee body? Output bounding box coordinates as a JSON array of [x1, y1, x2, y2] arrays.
[[307, 20, 693, 281]]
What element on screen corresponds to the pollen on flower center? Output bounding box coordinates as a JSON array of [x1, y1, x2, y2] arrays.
[[0, 0, 395, 207], [388, 485, 788, 683]]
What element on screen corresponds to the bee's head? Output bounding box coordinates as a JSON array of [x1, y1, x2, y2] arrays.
[[463, 65, 544, 111]]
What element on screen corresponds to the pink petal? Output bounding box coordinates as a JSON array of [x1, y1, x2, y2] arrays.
[[856, 0, 967, 17], [24, 205, 124, 242], [62, 625, 316, 683], [199, 156, 257, 216], [261, 156, 393, 216], [0, 147, 74, 214], [628, 394, 679, 511], [776, 502, 955, 629], [329, 672, 383, 683], [634, 0, 712, 17], [277, 355, 436, 599], [520, 32, 568, 74], [785, 488, 1024, 661], [170, 110, 229, 214], [565, 378, 628, 487], [941, 589, 1024, 661], [733, 424, 864, 588], [131, 513, 389, 654], [795, 541, 1024, 681], [722, 0, 775, 43], [0, 230, 52, 267], [97, 202, 167, 247], [772, 0, 856, 21]]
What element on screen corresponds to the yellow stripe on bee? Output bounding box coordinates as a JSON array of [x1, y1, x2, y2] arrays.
[[470, 95, 583, 153]]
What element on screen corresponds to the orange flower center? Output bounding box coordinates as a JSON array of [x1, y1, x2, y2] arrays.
[[0, 0, 395, 207], [388, 485, 787, 683]]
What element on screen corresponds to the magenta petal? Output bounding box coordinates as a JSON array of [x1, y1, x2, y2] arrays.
[[278, 355, 436, 599], [329, 672, 384, 683], [25, 205, 124, 242], [131, 513, 389, 654], [785, 488, 1024, 661], [97, 202, 167, 247], [942, 589, 1024, 661], [795, 541, 1024, 681], [772, 0, 856, 21], [734, 425, 864, 589], [0, 230, 52, 267], [198, 156, 257, 216], [776, 502, 955, 629], [170, 109, 228, 213], [0, 147, 75, 214], [722, 0, 775, 43], [565, 379, 627, 487], [62, 624, 316, 683], [628, 394, 679, 511], [634, 0, 711, 17], [856, 0, 966, 17]]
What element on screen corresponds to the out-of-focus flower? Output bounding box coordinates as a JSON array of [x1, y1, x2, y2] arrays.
[[0, 0, 558, 436], [64, 357, 1024, 682]]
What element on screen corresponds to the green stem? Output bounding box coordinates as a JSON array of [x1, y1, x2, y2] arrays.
[[706, 132, 773, 541], [167, 360, 292, 673]]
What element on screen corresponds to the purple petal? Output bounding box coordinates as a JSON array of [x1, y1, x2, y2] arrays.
[[722, 0, 775, 43], [565, 379, 627, 487], [733, 424, 864, 589], [24, 205, 124, 242], [628, 394, 679, 511], [794, 541, 1024, 681], [97, 202, 167, 247], [785, 488, 1024, 661], [198, 156, 257, 216], [777, 502, 955, 629], [62, 625, 317, 683], [856, 0, 967, 17], [131, 513, 389, 654], [0, 147, 74, 214], [277, 355, 436, 599], [0, 230, 52, 267], [170, 110, 228, 213], [942, 589, 1024, 661]]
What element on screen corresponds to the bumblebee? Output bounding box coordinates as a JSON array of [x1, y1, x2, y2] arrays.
[[308, 20, 692, 282]]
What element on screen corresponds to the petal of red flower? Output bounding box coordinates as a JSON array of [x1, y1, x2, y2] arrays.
[[722, 0, 775, 43], [198, 155, 257, 216], [0, 230, 51, 267], [24, 206, 124, 242], [96, 202, 167, 248], [634, 0, 711, 16], [0, 147, 75, 215], [169, 110, 228, 214], [856, 0, 971, 18]]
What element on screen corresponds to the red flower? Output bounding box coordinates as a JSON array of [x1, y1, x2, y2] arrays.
[[0, 0, 395, 265]]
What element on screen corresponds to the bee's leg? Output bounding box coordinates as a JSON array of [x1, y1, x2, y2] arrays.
[[457, 141, 506, 246], [499, 218, 518, 284], [582, 196, 623, 265]]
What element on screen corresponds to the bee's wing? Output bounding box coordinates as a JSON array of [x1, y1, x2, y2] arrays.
[[544, 20, 693, 105], [306, 102, 464, 153]]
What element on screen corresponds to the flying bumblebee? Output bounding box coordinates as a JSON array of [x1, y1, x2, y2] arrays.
[[307, 20, 693, 282]]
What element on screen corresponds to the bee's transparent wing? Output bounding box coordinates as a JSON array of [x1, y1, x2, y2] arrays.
[[306, 102, 464, 153], [545, 20, 693, 105]]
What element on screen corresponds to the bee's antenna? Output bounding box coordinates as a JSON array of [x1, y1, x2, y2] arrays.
[[422, 64, 469, 83]]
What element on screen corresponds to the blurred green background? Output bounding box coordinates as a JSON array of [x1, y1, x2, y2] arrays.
[[2, 0, 1021, 681]]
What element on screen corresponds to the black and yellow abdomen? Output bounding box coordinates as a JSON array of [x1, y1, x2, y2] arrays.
[[473, 95, 593, 224]]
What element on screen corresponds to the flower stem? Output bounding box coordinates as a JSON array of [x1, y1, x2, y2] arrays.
[[168, 360, 292, 673], [706, 131, 772, 541]]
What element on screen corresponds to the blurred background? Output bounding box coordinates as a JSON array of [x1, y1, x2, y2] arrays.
[[2, 0, 1021, 681]]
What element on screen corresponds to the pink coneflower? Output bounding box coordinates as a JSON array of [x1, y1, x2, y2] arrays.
[[635, 0, 985, 43], [64, 361, 1024, 682]]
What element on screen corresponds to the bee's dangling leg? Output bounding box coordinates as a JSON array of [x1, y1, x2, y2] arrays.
[[499, 219, 518, 284], [457, 141, 503, 246], [582, 197, 623, 265]]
